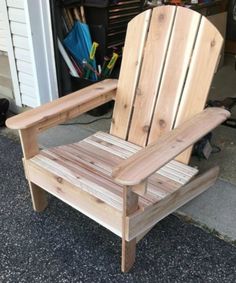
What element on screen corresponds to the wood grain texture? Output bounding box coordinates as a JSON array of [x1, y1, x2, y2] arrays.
[[30, 131, 198, 212], [128, 6, 176, 146], [26, 160, 123, 237], [19, 127, 39, 159], [19, 128, 48, 212], [148, 7, 201, 144], [126, 166, 219, 241], [110, 9, 151, 140], [6, 79, 117, 130], [174, 15, 224, 163], [122, 187, 138, 272], [113, 108, 230, 186], [121, 238, 136, 272]]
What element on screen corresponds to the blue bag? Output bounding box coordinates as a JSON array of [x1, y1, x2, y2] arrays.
[[63, 21, 97, 81]]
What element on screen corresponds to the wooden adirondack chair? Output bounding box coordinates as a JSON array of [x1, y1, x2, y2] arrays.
[[7, 6, 230, 272]]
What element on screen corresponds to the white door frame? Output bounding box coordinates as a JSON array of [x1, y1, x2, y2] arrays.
[[24, 0, 58, 105]]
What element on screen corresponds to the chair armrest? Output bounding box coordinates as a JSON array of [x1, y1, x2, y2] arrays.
[[6, 79, 117, 131], [112, 107, 230, 186]]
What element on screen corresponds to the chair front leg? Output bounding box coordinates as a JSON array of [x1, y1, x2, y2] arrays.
[[19, 128, 48, 212], [121, 186, 139, 272]]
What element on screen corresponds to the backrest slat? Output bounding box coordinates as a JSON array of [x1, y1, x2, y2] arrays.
[[175, 16, 223, 163], [110, 9, 152, 140], [111, 6, 223, 164], [148, 8, 201, 145], [128, 6, 176, 147]]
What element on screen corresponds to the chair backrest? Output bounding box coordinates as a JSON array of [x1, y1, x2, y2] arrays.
[[110, 6, 223, 164]]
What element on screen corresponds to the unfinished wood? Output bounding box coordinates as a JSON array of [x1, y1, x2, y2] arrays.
[[122, 239, 136, 272], [128, 6, 176, 146], [26, 160, 123, 237], [113, 108, 229, 186], [35, 150, 124, 211], [110, 9, 151, 139], [148, 7, 201, 144], [123, 187, 139, 216], [136, 226, 153, 243], [30, 131, 198, 212], [6, 79, 118, 130], [127, 166, 219, 241], [19, 127, 39, 159], [122, 187, 139, 272], [27, 183, 48, 212], [83, 132, 198, 187], [131, 182, 147, 196], [37, 92, 115, 133], [19, 128, 47, 211], [174, 16, 224, 164]]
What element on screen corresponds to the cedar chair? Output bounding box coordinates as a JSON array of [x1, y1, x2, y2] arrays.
[[7, 6, 230, 272]]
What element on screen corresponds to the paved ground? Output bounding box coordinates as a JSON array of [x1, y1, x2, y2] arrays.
[[1, 135, 236, 282]]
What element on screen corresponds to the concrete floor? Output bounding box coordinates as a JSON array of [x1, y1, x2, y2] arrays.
[[191, 54, 236, 184], [2, 54, 236, 243]]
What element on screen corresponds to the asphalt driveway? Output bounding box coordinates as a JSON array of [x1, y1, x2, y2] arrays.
[[0, 134, 236, 283]]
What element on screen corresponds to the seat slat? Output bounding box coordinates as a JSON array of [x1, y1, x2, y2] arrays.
[[128, 6, 176, 146], [94, 132, 198, 176], [157, 167, 193, 185], [165, 160, 198, 176], [65, 143, 161, 205], [42, 144, 155, 208], [94, 132, 141, 151], [31, 132, 198, 212], [85, 132, 198, 185], [38, 151, 124, 210], [83, 137, 130, 159], [148, 174, 180, 192]]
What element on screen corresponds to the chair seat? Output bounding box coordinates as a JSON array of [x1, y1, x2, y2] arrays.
[[31, 132, 198, 211]]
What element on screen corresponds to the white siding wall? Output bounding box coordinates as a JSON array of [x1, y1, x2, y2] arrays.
[[6, 0, 37, 107], [1, 0, 58, 108]]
